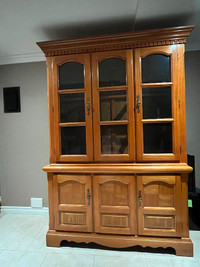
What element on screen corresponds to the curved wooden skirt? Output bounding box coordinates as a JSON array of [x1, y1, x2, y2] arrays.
[[46, 230, 193, 257]]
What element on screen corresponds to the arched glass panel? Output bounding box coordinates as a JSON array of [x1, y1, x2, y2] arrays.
[[59, 61, 84, 90], [142, 54, 171, 83], [98, 58, 126, 87]]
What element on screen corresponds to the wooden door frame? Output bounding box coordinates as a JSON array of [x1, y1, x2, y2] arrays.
[[53, 174, 93, 232], [92, 50, 135, 162], [137, 174, 182, 237], [134, 45, 181, 162], [47, 54, 93, 162], [93, 174, 136, 235]]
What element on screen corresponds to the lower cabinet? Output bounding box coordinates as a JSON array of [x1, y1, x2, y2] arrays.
[[93, 175, 136, 235], [53, 173, 182, 237], [53, 174, 93, 232], [137, 174, 182, 237]]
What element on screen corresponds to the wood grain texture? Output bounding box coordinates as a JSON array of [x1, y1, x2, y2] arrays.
[[137, 175, 182, 237], [37, 25, 194, 57], [43, 163, 192, 174], [50, 54, 93, 162], [134, 45, 180, 162], [93, 175, 136, 235], [46, 230, 193, 257], [41, 26, 193, 256], [47, 173, 54, 230], [92, 50, 134, 162], [53, 174, 93, 232]]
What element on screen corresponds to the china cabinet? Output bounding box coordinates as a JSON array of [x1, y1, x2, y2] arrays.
[[37, 25, 194, 256]]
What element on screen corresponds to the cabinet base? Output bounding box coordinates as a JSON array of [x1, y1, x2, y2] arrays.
[[46, 230, 193, 257]]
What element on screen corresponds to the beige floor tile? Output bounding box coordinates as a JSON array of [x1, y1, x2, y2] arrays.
[[41, 252, 94, 267], [0, 214, 199, 267]]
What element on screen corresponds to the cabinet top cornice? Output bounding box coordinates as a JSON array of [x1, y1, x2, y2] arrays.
[[37, 25, 194, 57]]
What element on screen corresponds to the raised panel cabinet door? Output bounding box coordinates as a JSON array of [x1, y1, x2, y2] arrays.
[[92, 50, 135, 162], [47, 54, 93, 162], [137, 175, 182, 237], [93, 175, 136, 235], [135, 46, 181, 162], [53, 174, 92, 232]]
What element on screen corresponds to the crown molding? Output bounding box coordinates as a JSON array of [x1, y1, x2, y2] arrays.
[[0, 52, 45, 65], [37, 25, 195, 57]]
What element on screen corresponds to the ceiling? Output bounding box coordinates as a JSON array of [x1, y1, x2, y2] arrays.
[[0, 0, 199, 65]]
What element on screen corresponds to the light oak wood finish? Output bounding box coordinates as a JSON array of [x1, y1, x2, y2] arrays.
[[137, 175, 182, 237], [43, 163, 192, 174], [37, 25, 194, 57], [46, 231, 193, 257], [38, 26, 194, 256], [50, 54, 93, 162], [134, 45, 180, 162], [92, 50, 135, 162], [53, 174, 92, 232], [93, 175, 136, 235]]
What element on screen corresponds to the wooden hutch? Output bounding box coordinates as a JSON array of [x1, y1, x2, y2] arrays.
[[37, 25, 194, 256]]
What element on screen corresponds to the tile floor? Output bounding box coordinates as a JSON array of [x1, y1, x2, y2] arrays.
[[0, 213, 199, 267]]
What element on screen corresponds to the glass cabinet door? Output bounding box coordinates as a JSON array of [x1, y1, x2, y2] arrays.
[[51, 54, 93, 162], [135, 46, 180, 162], [92, 50, 135, 161]]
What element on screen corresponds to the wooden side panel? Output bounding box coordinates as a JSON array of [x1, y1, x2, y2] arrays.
[[47, 173, 55, 230], [53, 174, 92, 232], [94, 175, 136, 235], [177, 44, 187, 162], [137, 175, 182, 237]]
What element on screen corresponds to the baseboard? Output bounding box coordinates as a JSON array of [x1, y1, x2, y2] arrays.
[[1, 206, 49, 215]]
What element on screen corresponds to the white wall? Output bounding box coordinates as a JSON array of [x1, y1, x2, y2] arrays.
[[0, 62, 49, 206]]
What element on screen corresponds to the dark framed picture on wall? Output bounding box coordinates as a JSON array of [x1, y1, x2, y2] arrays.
[[3, 86, 21, 113]]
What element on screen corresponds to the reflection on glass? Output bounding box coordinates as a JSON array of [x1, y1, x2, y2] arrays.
[[101, 125, 128, 154], [61, 126, 86, 155], [143, 123, 172, 153], [142, 54, 171, 83], [99, 58, 126, 87], [60, 93, 85, 123], [59, 61, 84, 90], [100, 90, 127, 121], [142, 87, 171, 119]]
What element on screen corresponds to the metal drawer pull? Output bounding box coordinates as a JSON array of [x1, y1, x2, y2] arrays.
[[87, 188, 91, 205], [138, 190, 142, 208], [137, 95, 141, 113]]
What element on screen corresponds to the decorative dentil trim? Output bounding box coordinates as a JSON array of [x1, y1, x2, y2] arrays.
[[37, 25, 195, 57]]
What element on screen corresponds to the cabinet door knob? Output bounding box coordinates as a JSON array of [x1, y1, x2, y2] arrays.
[[87, 188, 91, 205], [138, 190, 142, 208], [137, 95, 141, 113]]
